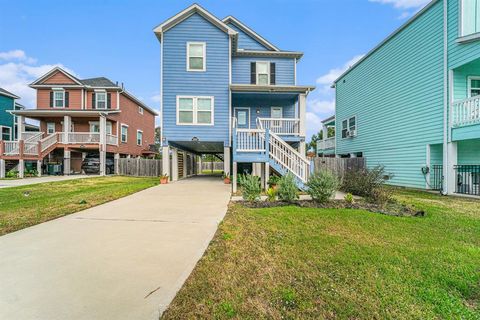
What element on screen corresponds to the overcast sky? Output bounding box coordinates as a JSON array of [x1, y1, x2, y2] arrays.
[[0, 0, 431, 139]]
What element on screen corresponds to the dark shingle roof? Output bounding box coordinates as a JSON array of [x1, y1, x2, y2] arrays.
[[80, 77, 118, 88], [0, 87, 19, 99]]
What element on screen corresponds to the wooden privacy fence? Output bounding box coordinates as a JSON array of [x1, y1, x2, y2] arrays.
[[117, 158, 162, 177], [201, 161, 224, 171], [313, 157, 366, 180]]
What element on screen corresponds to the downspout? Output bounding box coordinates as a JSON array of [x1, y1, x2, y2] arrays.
[[442, 0, 449, 195]]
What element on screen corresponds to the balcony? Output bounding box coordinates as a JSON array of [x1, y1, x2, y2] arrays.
[[58, 132, 118, 145], [317, 137, 335, 150], [452, 96, 480, 127], [256, 118, 300, 136]]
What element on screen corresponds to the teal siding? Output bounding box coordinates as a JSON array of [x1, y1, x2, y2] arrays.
[[453, 59, 480, 100], [335, 1, 445, 188], [226, 22, 270, 51], [430, 143, 443, 165], [232, 56, 295, 85], [458, 139, 480, 164], [0, 94, 15, 139]]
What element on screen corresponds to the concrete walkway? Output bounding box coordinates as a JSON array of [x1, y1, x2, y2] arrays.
[[0, 175, 231, 320], [0, 174, 92, 188]]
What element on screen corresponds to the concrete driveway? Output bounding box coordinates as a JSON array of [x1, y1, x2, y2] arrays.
[[0, 175, 231, 320]]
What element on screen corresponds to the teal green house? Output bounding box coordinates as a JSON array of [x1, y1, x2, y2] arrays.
[[0, 88, 20, 141], [327, 0, 480, 196]]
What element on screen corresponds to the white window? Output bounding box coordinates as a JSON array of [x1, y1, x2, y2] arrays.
[[341, 116, 357, 139], [95, 92, 107, 109], [138, 106, 144, 114], [468, 77, 480, 97], [47, 122, 55, 134], [177, 96, 214, 125], [1, 126, 11, 141], [271, 107, 282, 119], [187, 42, 206, 71], [461, 0, 480, 36], [89, 121, 112, 134], [237, 111, 247, 126], [136, 130, 143, 146], [256, 62, 270, 85], [53, 90, 65, 108], [121, 124, 128, 143]]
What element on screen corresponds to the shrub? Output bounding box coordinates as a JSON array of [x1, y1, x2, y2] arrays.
[[6, 170, 18, 178], [268, 175, 280, 188], [344, 192, 354, 204], [266, 187, 277, 202], [277, 173, 299, 203], [370, 186, 394, 207], [306, 170, 339, 203], [238, 174, 261, 202], [342, 166, 394, 205]]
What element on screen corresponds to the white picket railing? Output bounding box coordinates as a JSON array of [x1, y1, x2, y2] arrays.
[[235, 129, 266, 152], [60, 132, 100, 144], [23, 132, 43, 142], [317, 137, 335, 150], [452, 96, 480, 127], [257, 118, 300, 135], [4, 141, 20, 155], [23, 142, 39, 155], [106, 134, 118, 145], [40, 133, 58, 152], [268, 131, 310, 183]]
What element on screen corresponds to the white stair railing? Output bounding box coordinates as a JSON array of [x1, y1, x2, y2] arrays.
[[235, 129, 266, 152], [40, 133, 58, 152], [268, 131, 310, 183], [452, 96, 480, 127], [23, 142, 39, 155], [23, 132, 43, 142], [4, 141, 20, 155]]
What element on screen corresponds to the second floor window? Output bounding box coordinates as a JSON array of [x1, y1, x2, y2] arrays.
[[256, 62, 270, 85], [461, 0, 480, 36], [137, 130, 143, 146], [138, 106, 144, 114], [469, 77, 480, 97], [95, 92, 107, 109], [187, 42, 206, 71], [54, 91, 65, 108], [1, 126, 11, 141], [121, 125, 128, 143], [341, 116, 357, 139], [177, 96, 214, 125]]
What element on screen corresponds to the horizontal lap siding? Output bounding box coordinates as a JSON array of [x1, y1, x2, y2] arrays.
[[458, 139, 480, 164], [232, 56, 295, 85], [335, 1, 444, 189], [0, 95, 14, 129], [163, 13, 229, 144], [227, 23, 270, 51]]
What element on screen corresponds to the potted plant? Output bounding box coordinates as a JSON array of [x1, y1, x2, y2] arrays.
[[223, 173, 231, 184], [160, 174, 169, 184], [268, 175, 280, 190]]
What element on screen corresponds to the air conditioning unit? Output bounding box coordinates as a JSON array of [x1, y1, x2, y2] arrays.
[[349, 129, 357, 137]]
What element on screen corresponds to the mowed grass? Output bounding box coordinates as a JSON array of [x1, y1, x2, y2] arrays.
[[0, 176, 159, 235], [162, 189, 480, 319]]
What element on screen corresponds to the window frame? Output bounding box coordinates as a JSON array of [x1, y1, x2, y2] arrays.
[[341, 116, 357, 139], [89, 121, 112, 134], [270, 106, 283, 128], [121, 124, 128, 143], [136, 130, 143, 146], [468, 76, 480, 97], [256, 61, 270, 85], [176, 95, 214, 126], [138, 106, 144, 115], [459, 0, 480, 37], [0, 126, 11, 141], [46, 122, 56, 134], [53, 89, 65, 108], [95, 91, 107, 110], [186, 42, 206, 72]]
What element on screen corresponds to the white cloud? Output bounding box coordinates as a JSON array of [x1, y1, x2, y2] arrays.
[[368, 0, 430, 9], [316, 55, 364, 88], [0, 50, 74, 108]]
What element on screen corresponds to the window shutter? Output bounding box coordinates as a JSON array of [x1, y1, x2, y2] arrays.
[[270, 62, 276, 85], [107, 93, 111, 109], [65, 92, 69, 108], [92, 93, 96, 109], [50, 91, 53, 108], [250, 62, 256, 84]]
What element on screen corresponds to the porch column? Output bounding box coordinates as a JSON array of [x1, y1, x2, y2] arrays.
[[232, 161, 238, 193], [322, 125, 328, 141], [223, 147, 231, 176], [446, 141, 458, 195], [99, 115, 107, 176], [64, 149, 71, 175], [172, 148, 179, 181], [63, 115, 71, 144], [0, 159, 5, 179], [183, 151, 187, 178], [37, 159, 42, 177], [162, 145, 170, 177], [299, 93, 307, 156], [17, 115, 25, 141], [18, 159, 24, 178], [198, 155, 203, 174], [264, 162, 270, 190], [114, 153, 120, 175], [260, 163, 265, 190]]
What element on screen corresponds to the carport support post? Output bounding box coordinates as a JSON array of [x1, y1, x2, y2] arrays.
[[64, 149, 71, 175], [232, 161, 237, 193], [223, 147, 230, 176], [183, 151, 187, 178], [114, 153, 120, 175], [264, 162, 270, 190], [99, 115, 107, 176], [162, 145, 170, 178], [260, 163, 265, 190], [0, 159, 5, 179], [172, 148, 179, 181], [18, 159, 24, 178], [37, 159, 42, 177]]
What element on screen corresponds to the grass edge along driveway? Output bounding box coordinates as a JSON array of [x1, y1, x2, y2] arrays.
[[162, 189, 480, 319], [0, 176, 159, 236]]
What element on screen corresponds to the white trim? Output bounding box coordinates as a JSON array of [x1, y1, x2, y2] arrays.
[[136, 129, 143, 146], [234, 107, 250, 129], [270, 106, 282, 118], [53, 90, 65, 108], [467, 76, 480, 97], [187, 42, 206, 72], [256, 61, 270, 85], [120, 124, 128, 143], [341, 116, 357, 139], [0, 125, 12, 141], [116, 91, 120, 109], [458, 0, 480, 38], [46, 122, 55, 134], [176, 95, 215, 126]]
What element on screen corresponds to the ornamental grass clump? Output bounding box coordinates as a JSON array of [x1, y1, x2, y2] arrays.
[[306, 170, 340, 204], [238, 174, 261, 202], [277, 173, 299, 203]]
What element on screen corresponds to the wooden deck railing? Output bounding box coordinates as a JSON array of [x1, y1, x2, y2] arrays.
[[317, 137, 335, 150], [452, 96, 480, 127]]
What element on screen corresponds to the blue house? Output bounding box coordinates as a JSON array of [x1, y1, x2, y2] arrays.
[[0, 88, 20, 141], [154, 4, 315, 190]]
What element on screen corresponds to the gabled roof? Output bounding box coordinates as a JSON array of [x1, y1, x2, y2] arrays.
[[321, 115, 335, 124], [0, 87, 20, 99], [153, 3, 237, 41], [80, 77, 118, 88], [30, 66, 83, 86], [222, 15, 279, 51]]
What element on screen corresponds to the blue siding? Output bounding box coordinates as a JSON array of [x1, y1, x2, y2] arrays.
[[162, 13, 230, 145], [0, 94, 15, 139], [232, 56, 295, 85], [226, 22, 270, 51]]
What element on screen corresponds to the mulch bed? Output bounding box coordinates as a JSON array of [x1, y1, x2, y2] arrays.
[[239, 199, 425, 217]]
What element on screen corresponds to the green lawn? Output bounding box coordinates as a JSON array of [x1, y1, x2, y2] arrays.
[[162, 189, 480, 319], [0, 176, 159, 236]]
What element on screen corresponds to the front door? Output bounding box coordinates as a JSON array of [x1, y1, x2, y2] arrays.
[[235, 108, 249, 129]]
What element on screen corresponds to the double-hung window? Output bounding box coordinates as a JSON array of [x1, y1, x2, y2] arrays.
[[461, 0, 480, 37], [187, 42, 206, 71], [47, 122, 55, 134], [53, 90, 65, 108], [1, 126, 11, 141], [136, 130, 143, 146], [95, 92, 107, 109], [256, 62, 270, 85], [469, 77, 480, 97], [138, 106, 144, 114], [341, 116, 357, 139], [177, 96, 214, 125], [121, 124, 128, 143]]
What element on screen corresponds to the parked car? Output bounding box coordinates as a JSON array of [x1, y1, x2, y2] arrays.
[[81, 154, 114, 174]]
